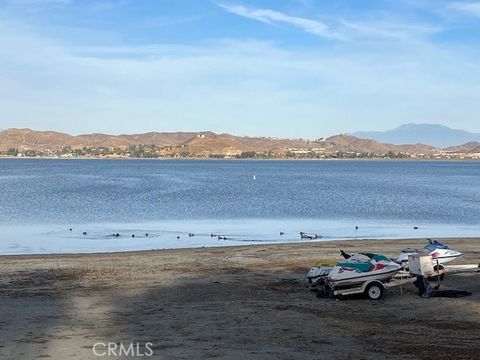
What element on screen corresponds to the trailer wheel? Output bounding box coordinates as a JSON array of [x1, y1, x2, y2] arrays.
[[365, 282, 384, 300]]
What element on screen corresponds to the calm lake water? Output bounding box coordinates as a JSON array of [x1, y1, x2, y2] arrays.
[[0, 159, 479, 254]]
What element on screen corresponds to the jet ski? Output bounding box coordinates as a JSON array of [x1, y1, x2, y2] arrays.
[[307, 251, 402, 289], [327, 252, 402, 288], [307, 250, 353, 285], [396, 239, 462, 265], [307, 265, 333, 285]]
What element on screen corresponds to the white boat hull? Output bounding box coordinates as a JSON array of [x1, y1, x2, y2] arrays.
[[328, 267, 401, 288], [397, 249, 462, 264]]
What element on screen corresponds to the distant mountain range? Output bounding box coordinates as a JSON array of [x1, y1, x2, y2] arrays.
[[352, 124, 480, 148], [0, 128, 316, 154], [0, 126, 479, 158]]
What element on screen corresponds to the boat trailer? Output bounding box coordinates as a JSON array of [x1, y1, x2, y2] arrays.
[[310, 259, 479, 300]]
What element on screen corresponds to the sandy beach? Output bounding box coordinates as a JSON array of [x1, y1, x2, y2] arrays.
[[0, 238, 479, 359]]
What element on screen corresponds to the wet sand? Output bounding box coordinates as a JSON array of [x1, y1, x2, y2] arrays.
[[0, 238, 479, 359]]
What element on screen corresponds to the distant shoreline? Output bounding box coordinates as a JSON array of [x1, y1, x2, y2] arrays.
[[2, 236, 480, 258], [1, 156, 479, 161], [3, 127, 480, 160], [1, 236, 478, 258]]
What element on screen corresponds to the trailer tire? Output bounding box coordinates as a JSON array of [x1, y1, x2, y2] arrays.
[[365, 282, 384, 300]]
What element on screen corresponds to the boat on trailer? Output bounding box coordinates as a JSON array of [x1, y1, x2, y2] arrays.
[[307, 247, 479, 300], [396, 239, 462, 265], [308, 252, 404, 300], [327, 253, 402, 287]]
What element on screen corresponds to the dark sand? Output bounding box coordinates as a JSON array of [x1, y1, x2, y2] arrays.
[[0, 238, 479, 359]]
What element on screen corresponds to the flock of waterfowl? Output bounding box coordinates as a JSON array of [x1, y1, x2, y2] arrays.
[[69, 225, 422, 241]]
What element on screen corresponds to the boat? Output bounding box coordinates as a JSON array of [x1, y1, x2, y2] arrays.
[[307, 251, 403, 299], [307, 247, 475, 300], [396, 239, 462, 265], [307, 251, 402, 286], [306, 265, 333, 285], [327, 252, 402, 287]]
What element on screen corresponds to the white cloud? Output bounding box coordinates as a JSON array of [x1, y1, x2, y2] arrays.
[[217, 3, 343, 40], [450, 2, 480, 17], [217, 3, 441, 42], [0, 9, 480, 136]]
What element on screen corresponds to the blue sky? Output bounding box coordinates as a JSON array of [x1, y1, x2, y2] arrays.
[[0, 0, 480, 137]]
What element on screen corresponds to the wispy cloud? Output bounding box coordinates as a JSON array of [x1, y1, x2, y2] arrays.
[[1, 12, 480, 136], [217, 3, 343, 40], [340, 19, 441, 41], [217, 3, 441, 42], [450, 2, 480, 17], [1, 1, 479, 135]]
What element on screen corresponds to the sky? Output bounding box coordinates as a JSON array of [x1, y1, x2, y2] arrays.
[[0, 0, 480, 138]]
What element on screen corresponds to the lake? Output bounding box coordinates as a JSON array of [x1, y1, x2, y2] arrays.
[[0, 158, 479, 254]]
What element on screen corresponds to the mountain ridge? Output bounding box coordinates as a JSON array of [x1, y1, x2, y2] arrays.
[[1, 127, 479, 158], [352, 123, 480, 148]]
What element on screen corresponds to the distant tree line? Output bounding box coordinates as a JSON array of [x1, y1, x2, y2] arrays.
[[0, 147, 458, 160]]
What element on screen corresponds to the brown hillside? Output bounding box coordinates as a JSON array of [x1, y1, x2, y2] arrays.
[[327, 135, 394, 153], [183, 134, 254, 155], [0, 128, 74, 150], [0, 128, 201, 151], [327, 135, 437, 154], [120, 132, 202, 146], [469, 145, 480, 153], [0, 128, 463, 156], [184, 134, 318, 155], [234, 136, 314, 153], [69, 134, 133, 148], [445, 141, 480, 153]]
